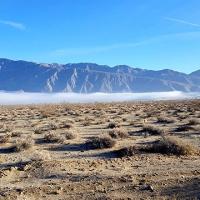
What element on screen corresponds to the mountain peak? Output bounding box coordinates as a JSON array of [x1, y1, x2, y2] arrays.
[[0, 58, 199, 93]]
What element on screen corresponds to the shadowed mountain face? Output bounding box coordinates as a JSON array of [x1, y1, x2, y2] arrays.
[[0, 58, 200, 93]]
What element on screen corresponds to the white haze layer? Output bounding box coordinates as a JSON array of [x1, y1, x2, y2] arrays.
[[0, 91, 199, 105]]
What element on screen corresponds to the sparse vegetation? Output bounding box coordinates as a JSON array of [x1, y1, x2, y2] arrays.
[[157, 116, 175, 124], [0, 100, 200, 199], [12, 137, 34, 152], [63, 130, 76, 140], [86, 136, 116, 149], [142, 136, 199, 156], [108, 128, 129, 139], [107, 122, 120, 129], [0, 134, 11, 143], [142, 125, 166, 135], [188, 118, 200, 125], [114, 146, 137, 157], [44, 132, 65, 143]]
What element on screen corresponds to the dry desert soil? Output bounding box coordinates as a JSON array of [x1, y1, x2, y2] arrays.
[[0, 100, 200, 200]]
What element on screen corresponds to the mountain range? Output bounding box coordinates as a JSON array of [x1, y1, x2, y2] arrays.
[[0, 58, 200, 93]]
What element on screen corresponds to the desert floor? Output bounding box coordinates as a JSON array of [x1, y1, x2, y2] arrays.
[[0, 100, 200, 200]]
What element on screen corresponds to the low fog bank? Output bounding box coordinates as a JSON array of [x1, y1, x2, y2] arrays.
[[0, 91, 199, 105]]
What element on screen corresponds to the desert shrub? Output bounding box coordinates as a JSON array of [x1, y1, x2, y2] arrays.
[[30, 150, 51, 161], [114, 146, 137, 157], [63, 131, 76, 140], [188, 118, 200, 125], [107, 122, 120, 129], [86, 136, 116, 149], [11, 131, 21, 137], [12, 137, 34, 152], [1, 125, 12, 133], [108, 128, 129, 139], [0, 134, 11, 143], [44, 132, 65, 143], [157, 116, 175, 124], [142, 137, 199, 156], [48, 122, 58, 130], [59, 123, 73, 129], [34, 128, 43, 134], [142, 125, 165, 135], [82, 121, 91, 126]]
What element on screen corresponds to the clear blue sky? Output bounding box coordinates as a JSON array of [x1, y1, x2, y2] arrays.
[[0, 0, 200, 73]]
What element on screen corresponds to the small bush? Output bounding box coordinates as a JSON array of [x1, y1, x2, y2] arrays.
[[59, 123, 73, 129], [12, 137, 34, 152], [34, 128, 43, 134], [0, 134, 11, 143], [108, 128, 129, 139], [107, 122, 120, 129], [188, 118, 200, 126], [82, 121, 91, 126], [11, 131, 21, 137], [44, 132, 65, 143], [114, 146, 137, 157], [142, 137, 199, 156], [86, 137, 116, 149], [63, 131, 76, 140], [157, 116, 175, 124], [142, 125, 165, 135]]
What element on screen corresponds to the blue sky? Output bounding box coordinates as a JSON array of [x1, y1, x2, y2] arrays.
[[0, 0, 200, 73]]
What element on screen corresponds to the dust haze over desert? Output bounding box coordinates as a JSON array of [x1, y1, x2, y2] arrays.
[[0, 1, 200, 200]]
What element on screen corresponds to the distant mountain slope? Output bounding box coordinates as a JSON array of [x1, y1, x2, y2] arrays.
[[0, 58, 200, 93]]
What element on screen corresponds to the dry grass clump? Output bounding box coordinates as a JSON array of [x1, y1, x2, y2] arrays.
[[34, 128, 43, 134], [1, 125, 13, 133], [11, 131, 21, 137], [62, 130, 76, 140], [82, 121, 91, 126], [44, 132, 65, 143], [59, 123, 73, 129], [39, 105, 58, 118], [86, 136, 116, 149], [30, 150, 51, 162], [0, 134, 11, 143], [108, 128, 129, 139], [114, 146, 137, 157], [142, 125, 165, 136], [157, 116, 175, 124], [188, 118, 200, 125], [12, 137, 34, 152], [48, 122, 58, 130], [142, 137, 199, 156], [107, 122, 120, 129], [82, 117, 93, 126]]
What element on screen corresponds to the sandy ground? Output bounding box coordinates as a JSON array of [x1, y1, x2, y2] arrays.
[[0, 100, 199, 200]]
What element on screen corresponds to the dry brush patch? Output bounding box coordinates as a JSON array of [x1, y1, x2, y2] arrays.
[[107, 122, 120, 129], [62, 130, 77, 140], [11, 137, 34, 152], [142, 136, 200, 156], [157, 116, 176, 124], [108, 128, 129, 139], [142, 125, 166, 136], [0, 134, 11, 143], [85, 136, 116, 149], [43, 132, 65, 143]]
